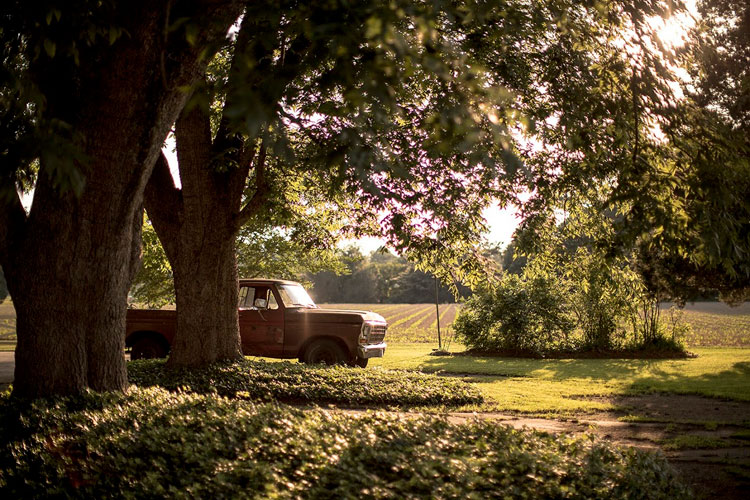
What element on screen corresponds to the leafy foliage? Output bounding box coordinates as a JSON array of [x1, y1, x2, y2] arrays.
[[130, 218, 173, 308], [130, 218, 348, 307], [519, 190, 647, 350], [236, 225, 346, 285], [0, 387, 692, 499], [692, 0, 750, 130], [457, 190, 691, 355], [454, 274, 573, 354], [495, 0, 750, 298], [127, 359, 482, 408], [310, 247, 466, 304]]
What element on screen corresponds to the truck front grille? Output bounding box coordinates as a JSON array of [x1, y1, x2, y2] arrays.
[[368, 325, 387, 344]]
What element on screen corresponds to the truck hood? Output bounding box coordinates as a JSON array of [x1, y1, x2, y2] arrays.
[[290, 308, 386, 325]]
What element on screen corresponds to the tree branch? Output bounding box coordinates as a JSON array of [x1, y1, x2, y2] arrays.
[[235, 142, 270, 228], [214, 13, 256, 150]]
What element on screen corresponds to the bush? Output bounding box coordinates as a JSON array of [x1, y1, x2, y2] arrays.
[[127, 359, 483, 408], [0, 388, 692, 499], [454, 273, 691, 357], [454, 274, 574, 354], [567, 256, 634, 350]]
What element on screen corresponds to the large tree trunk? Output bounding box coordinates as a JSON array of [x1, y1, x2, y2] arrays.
[[0, 1, 244, 397], [8, 176, 141, 395], [143, 15, 275, 368], [170, 223, 242, 366], [145, 104, 254, 367]]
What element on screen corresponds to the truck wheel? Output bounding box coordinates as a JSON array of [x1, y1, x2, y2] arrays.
[[131, 337, 167, 360], [352, 357, 369, 368], [303, 339, 347, 366]]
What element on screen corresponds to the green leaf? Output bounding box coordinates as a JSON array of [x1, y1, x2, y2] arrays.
[[185, 23, 199, 46], [43, 39, 56, 58], [365, 16, 383, 39]]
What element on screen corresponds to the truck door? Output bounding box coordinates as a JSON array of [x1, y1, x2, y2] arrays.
[[238, 285, 285, 357]]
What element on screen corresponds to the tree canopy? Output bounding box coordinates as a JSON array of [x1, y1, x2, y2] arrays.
[[1, 0, 748, 394]]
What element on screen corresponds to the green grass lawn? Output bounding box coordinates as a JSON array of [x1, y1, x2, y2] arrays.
[[370, 344, 750, 414]]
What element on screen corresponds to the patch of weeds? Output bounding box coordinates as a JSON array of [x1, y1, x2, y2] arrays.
[[0, 388, 694, 499], [660, 435, 734, 451], [618, 415, 683, 424], [730, 429, 750, 441], [128, 358, 483, 408]]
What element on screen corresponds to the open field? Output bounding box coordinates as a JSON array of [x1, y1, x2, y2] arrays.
[[667, 302, 750, 347], [322, 303, 461, 343], [323, 302, 750, 347]]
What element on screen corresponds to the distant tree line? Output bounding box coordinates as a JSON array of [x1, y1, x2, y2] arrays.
[[309, 247, 470, 304]]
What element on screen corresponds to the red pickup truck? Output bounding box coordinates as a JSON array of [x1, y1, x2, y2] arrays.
[[126, 279, 387, 367]]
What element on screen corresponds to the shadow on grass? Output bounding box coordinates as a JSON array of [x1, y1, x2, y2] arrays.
[[624, 361, 750, 400], [415, 354, 750, 400]]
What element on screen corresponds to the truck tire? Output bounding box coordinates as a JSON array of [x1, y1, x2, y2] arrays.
[[351, 357, 369, 368], [303, 339, 347, 366], [131, 336, 167, 360]]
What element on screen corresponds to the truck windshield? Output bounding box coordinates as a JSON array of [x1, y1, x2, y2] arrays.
[[277, 284, 317, 308]]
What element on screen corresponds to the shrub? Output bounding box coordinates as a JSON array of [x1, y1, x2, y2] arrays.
[[0, 388, 692, 499], [566, 255, 635, 350], [127, 359, 483, 407], [454, 274, 574, 354], [630, 301, 691, 352]]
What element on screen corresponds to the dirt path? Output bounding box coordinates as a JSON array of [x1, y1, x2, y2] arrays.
[[334, 394, 750, 500]]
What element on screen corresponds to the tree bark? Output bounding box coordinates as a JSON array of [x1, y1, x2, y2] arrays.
[[1, 0, 244, 397], [142, 14, 279, 368], [145, 101, 257, 367], [170, 228, 242, 366]]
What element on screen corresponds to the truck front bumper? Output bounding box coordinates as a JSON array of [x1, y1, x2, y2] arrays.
[[358, 342, 387, 359]]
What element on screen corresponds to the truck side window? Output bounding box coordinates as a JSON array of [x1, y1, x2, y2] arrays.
[[254, 287, 279, 310], [267, 291, 279, 310], [239, 286, 255, 309]]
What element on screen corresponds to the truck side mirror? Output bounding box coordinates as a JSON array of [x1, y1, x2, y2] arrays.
[[254, 298, 268, 309]]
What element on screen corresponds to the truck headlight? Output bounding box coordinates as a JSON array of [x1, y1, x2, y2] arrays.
[[360, 323, 372, 344]]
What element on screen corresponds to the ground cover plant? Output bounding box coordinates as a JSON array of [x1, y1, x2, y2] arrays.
[[0, 387, 692, 499], [127, 359, 483, 408]]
